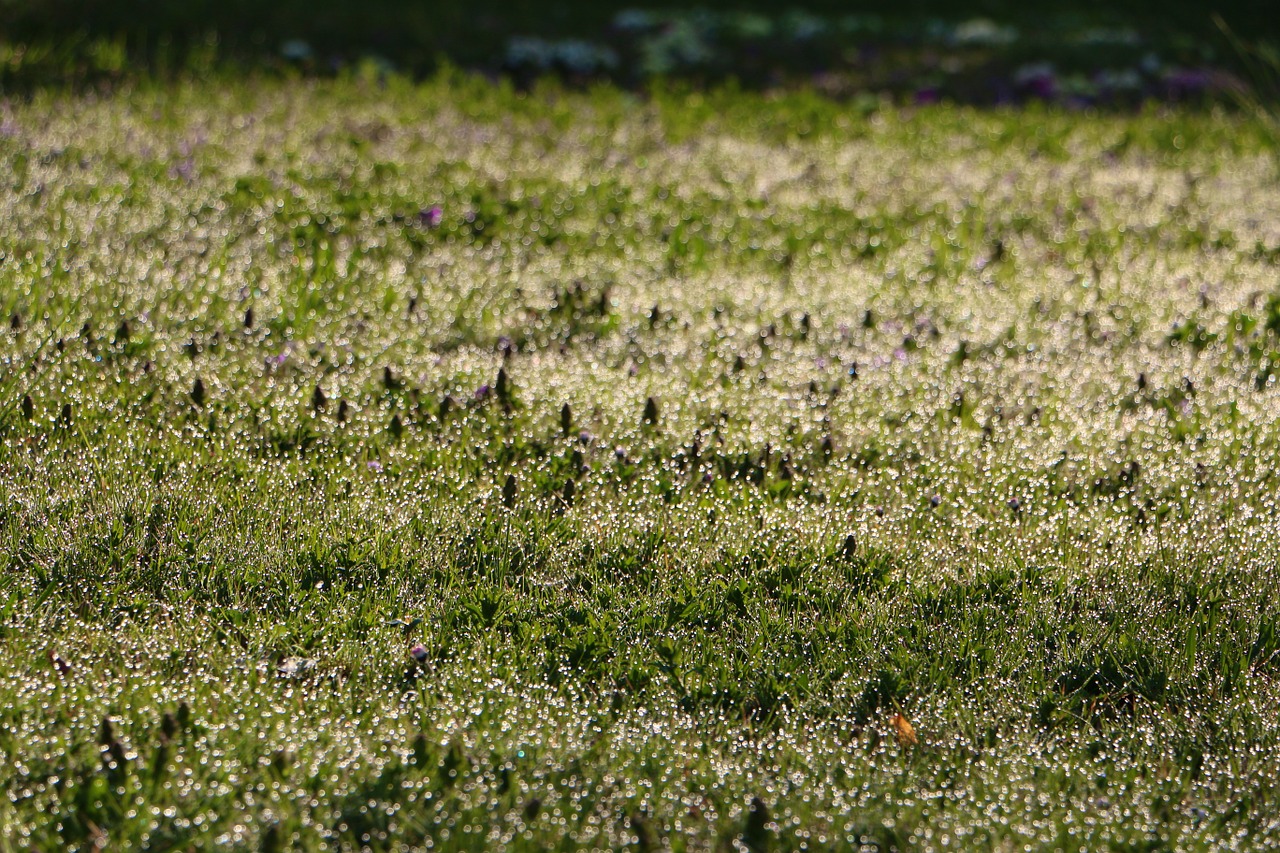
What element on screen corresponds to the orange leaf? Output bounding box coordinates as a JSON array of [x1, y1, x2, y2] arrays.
[[890, 712, 918, 747]]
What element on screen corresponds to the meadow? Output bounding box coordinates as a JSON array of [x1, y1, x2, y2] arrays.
[[2, 69, 1280, 851]]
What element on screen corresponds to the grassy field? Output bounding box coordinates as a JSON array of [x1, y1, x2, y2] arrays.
[[2, 71, 1280, 851]]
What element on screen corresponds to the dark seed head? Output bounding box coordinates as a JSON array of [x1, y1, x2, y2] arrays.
[[312, 384, 327, 411], [160, 711, 178, 741], [631, 811, 655, 853], [191, 377, 206, 407], [99, 717, 117, 748], [388, 414, 403, 439], [21, 394, 33, 421], [502, 474, 517, 508], [643, 396, 659, 425], [261, 824, 281, 853], [337, 399, 349, 423], [744, 796, 772, 852], [560, 403, 572, 436], [411, 733, 430, 766], [243, 307, 254, 329], [562, 479, 575, 506], [60, 403, 73, 427], [438, 395, 453, 419], [9, 312, 19, 331]]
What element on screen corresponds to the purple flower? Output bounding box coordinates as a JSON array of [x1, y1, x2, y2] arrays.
[[367, 461, 383, 472], [1164, 68, 1213, 99], [418, 206, 443, 228], [409, 643, 428, 662], [169, 159, 195, 181], [1014, 63, 1058, 100], [474, 384, 491, 401]]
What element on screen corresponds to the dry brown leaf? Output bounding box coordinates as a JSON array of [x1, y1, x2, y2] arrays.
[[890, 712, 918, 747]]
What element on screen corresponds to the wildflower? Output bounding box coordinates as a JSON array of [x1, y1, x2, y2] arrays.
[[409, 644, 429, 663], [1014, 63, 1059, 100], [418, 206, 443, 228]]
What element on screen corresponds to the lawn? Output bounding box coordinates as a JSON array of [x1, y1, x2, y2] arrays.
[[2, 69, 1280, 850]]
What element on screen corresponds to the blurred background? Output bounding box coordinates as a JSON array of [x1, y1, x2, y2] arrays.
[[1, 0, 1276, 105]]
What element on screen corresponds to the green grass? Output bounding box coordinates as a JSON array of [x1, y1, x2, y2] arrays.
[[2, 71, 1280, 851]]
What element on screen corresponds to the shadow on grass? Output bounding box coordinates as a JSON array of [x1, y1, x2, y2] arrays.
[[0, 0, 1275, 107]]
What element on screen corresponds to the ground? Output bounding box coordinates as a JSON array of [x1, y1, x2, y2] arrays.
[[2, 72, 1280, 850]]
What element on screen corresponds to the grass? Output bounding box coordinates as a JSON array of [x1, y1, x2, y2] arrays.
[[2, 69, 1280, 850]]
